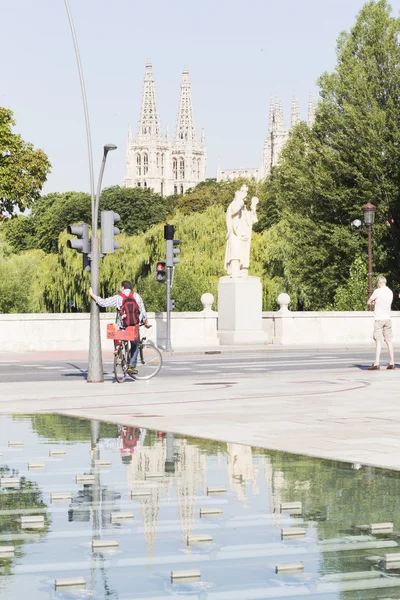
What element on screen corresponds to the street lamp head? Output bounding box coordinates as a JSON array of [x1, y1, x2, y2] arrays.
[[362, 202, 376, 226], [104, 143, 117, 154], [351, 219, 362, 229]]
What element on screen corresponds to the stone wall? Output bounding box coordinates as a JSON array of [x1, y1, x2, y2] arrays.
[[0, 308, 398, 351]]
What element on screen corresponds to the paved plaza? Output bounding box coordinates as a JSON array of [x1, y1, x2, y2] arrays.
[[1, 348, 399, 471]]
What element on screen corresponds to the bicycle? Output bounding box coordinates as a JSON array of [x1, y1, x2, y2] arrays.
[[107, 323, 163, 383]]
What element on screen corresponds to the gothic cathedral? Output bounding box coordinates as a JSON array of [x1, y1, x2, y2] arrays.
[[124, 61, 207, 196]]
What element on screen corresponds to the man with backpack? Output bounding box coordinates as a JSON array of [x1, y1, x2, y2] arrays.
[[89, 280, 150, 376]]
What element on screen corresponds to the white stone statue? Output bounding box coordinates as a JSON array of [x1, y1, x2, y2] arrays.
[[224, 184, 259, 277]]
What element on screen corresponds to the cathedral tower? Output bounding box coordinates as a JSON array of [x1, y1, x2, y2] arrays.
[[171, 68, 206, 195], [124, 61, 171, 195], [124, 63, 206, 196]]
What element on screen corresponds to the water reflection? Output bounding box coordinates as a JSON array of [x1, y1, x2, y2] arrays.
[[1, 414, 400, 598]]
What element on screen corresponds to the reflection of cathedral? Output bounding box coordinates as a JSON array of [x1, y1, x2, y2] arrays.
[[217, 95, 317, 182], [125, 434, 208, 555], [174, 439, 207, 545], [121, 432, 287, 555], [125, 434, 167, 557]]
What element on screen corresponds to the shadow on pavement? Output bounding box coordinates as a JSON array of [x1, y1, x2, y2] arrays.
[[353, 363, 399, 370]]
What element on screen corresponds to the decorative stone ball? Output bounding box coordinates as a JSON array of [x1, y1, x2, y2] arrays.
[[277, 293, 290, 312], [201, 293, 215, 311]]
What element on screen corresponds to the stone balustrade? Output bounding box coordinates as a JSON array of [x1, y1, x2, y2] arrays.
[[0, 293, 398, 351]]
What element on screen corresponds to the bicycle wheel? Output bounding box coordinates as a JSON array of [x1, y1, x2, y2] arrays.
[[114, 342, 128, 383], [134, 341, 163, 380]]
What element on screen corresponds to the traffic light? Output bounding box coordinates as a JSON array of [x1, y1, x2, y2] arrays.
[[170, 299, 176, 311], [165, 224, 180, 267], [155, 261, 167, 284], [101, 211, 121, 254], [66, 223, 90, 271]]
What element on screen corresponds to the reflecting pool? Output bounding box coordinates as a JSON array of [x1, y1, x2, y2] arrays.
[[1, 413, 400, 599]]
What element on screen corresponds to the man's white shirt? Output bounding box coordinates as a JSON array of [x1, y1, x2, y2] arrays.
[[370, 286, 393, 320], [96, 288, 147, 327]]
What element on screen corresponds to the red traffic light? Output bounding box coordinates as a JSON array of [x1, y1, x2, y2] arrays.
[[155, 261, 167, 283]]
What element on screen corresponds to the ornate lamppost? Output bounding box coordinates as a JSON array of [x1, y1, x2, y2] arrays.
[[361, 202, 377, 310]]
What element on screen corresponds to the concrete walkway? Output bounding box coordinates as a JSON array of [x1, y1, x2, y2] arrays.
[[1, 366, 399, 471]]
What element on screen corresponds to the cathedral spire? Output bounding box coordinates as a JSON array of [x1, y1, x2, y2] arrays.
[[278, 100, 285, 131], [308, 94, 316, 128], [174, 67, 196, 143], [268, 98, 274, 132], [290, 95, 300, 128], [137, 60, 161, 141]]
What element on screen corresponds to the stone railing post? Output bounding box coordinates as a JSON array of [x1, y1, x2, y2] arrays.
[[277, 293, 291, 313]]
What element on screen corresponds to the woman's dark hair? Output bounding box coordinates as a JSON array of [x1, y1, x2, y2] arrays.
[[121, 280, 133, 290]]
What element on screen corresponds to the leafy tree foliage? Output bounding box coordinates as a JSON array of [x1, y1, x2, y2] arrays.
[[29, 414, 119, 442], [260, 0, 400, 307], [4, 186, 174, 254], [99, 185, 175, 236], [333, 255, 368, 310], [0, 107, 51, 214], [175, 178, 263, 215], [0, 464, 50, 577], [2, 215, 36, 252], [3, 192, 91, 254], [16, 206, 269, 313], [0, 234, 45, 312]]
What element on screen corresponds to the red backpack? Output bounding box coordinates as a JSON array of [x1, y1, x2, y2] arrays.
[[119, 291, 140, 326]]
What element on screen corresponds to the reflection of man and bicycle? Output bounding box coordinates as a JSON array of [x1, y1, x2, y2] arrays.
[[89, 280, 162, 382], [118, 426, 147, 464]]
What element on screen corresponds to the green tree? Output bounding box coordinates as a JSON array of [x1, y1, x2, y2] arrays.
[[0, 107, 51, 214], [263, 212, 362, 310], [2, 215, 36, 252], [32, 191, 92, 253], [333, 255, 369, 310], [30, 205, 269, 313], [3, 192, 91, 254], [260, 0, 400, 308], [4, 186, 174, 254], [175, 178, 263, 215], [99, 185, 175, 236], [0, 242, 45, 313]]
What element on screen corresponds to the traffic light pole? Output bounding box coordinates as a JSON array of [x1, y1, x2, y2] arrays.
[[166, 266, 173, 353], [88, 148, 115, 382], [64, 0, 102, 383], [65, 1, 117, 383]]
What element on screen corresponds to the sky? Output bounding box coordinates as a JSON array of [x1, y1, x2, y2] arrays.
[[2, 0, 400, 195]]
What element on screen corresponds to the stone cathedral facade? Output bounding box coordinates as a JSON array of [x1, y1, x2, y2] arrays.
[[124, 61, 206, 196], [217, 95, 317, 182]]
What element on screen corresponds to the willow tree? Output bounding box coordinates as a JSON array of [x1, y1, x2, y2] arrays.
[[31, 205, 272, 313]]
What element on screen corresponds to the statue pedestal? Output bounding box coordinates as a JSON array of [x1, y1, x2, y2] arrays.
[[217, 276, 268, 345]]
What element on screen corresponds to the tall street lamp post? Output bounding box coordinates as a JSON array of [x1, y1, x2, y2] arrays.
[[362, 202, 376, 311], [64, 0, 117, 382], [87, 144, 117, 383]]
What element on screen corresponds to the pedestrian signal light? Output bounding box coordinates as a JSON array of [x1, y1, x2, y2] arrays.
[[155, 261, 167, 284]]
